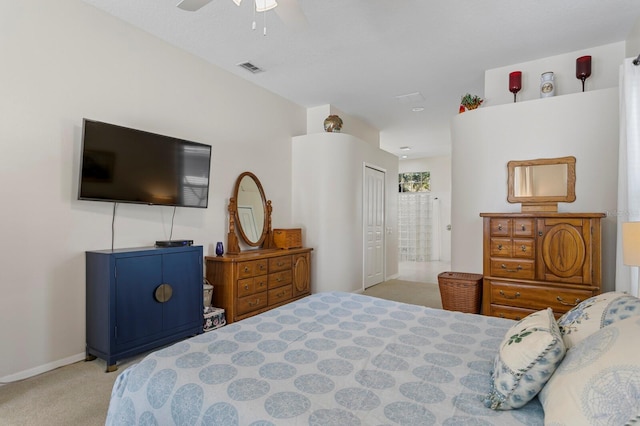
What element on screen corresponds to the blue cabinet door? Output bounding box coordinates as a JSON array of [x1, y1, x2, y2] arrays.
[[162, 250, 201, 332], [115, 254, 164, 347]]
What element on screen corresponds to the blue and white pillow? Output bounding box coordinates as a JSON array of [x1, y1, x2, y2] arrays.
[[557, 292, 640, 348], [484, 308, 566, 410], [539, 315, 640, 425]]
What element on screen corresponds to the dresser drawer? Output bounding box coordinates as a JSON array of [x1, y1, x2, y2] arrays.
[[237, 260, 268, 279], [237, 291, 268, 315], [269, 256, 292, 272], [490, 259, 534, 279], [490, 238, 512, 257], [513, 219, 535, 237], [490, 218, 511, 237], [489, 304, 536, 321], [268, 285, 292, 305], [237, 276, 268, 298], [512, 239, 534, 259], [489, 280, 594, 313], [268, 270, 292, 289]]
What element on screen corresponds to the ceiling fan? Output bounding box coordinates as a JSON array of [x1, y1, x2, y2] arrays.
[[176, 0, 308, 31]]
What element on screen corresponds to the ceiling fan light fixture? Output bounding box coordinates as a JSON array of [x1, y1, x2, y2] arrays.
[[255, 0, 277, 12]]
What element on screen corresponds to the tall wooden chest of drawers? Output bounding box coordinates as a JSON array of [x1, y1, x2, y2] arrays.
[[480, 213, 604, 320], [205, 247, 312, 323]]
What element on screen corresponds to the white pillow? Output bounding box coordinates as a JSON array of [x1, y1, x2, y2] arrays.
[[557, 291, 640, 348], [539, 315, 640, 425], [484, 308, 566, 410]]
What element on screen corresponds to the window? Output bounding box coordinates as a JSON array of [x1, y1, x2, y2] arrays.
[[399, 172, 430, 192]]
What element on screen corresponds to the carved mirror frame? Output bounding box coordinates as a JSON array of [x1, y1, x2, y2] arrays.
[[507, 156, 576, 212], [226, 171, 273, 254]]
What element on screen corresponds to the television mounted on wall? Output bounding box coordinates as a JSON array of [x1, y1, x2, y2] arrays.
[[78, 118, 212, 208]]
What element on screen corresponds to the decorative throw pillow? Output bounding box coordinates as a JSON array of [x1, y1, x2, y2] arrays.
[[484, 308, 566, 410], [557, 291, 640, 349], [539, 315, 640, 425]]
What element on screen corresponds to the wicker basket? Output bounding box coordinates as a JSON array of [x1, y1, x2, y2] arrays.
[[437, 272, 483, 314]]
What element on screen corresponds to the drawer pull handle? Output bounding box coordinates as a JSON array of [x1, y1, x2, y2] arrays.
[[557, 296, 581, 307], [499, 290, 521, 300], [248, 299, 261, 307], [259, 265, 266, 270], [497, 244, 503, 250], [498, 224, 503, 231], [277, 262, 285, 266], [521, 245, 527, 252], [538, 231, 543, 237], [276, 277, 283, 282], [498, 313, 505, 318], [277, 291, 285, 297], [521, 224, 526, 231], [244, 285, 249, 290], [244, 266, 250, 272], [501, 264, 523, 272]]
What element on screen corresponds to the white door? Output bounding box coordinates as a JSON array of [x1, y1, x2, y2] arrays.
[[364, 166, 385, 288]]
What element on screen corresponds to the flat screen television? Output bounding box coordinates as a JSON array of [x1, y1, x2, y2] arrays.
[[78, 119, 212, 208]]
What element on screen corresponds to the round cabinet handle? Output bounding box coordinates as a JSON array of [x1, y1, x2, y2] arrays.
[[521, 224, 526, 231], [259, 265, 265, 270], [499, 290, 521, 300], [154, 283, 173, 303], [497, 244, 503, 250], [521, 245, 527, 252], [538, 231, 543, 237], [244, 266, 250, 272], [244, 285, 249, 290], [557, 296, 581, 307], [498, 224, 503, 231], [501, 264, 523, 272]]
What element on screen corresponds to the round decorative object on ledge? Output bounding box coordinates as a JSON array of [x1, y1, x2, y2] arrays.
[[323, 115, 343, 132]]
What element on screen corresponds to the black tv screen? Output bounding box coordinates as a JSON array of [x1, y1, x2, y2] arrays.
[[78, 119, 211, 208]]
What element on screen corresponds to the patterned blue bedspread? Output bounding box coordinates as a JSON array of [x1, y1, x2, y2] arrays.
[[106, 292, 543, 425]]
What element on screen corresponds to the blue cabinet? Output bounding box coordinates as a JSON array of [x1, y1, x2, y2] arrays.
[[86, 246, 203, 371]]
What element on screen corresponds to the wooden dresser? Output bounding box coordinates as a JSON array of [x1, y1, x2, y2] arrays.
[[205, 247, 312, 323], [480, 212, 604, 320]]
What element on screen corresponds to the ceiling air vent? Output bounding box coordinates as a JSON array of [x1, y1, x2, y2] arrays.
[[237, 62, 264, 74]]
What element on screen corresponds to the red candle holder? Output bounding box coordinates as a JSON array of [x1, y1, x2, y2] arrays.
[[509, 71, 522, 103], [576, 56, 591, 92]]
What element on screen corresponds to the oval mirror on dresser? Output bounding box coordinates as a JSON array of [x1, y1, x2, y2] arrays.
[[226, 171, 273, 254]]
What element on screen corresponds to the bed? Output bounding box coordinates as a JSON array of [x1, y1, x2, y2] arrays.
[[105, 291, 546, 425]]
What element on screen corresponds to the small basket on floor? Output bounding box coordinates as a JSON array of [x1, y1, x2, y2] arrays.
[[437, 272, 483, 314]]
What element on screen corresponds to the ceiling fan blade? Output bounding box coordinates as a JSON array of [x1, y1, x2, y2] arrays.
[[176, 0, 214, 11], [274, 0, 308, 31]]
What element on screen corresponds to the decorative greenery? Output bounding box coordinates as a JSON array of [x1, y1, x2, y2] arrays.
[[460, 93, 484, 110]]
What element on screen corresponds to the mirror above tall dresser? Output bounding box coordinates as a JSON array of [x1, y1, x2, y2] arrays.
[[507, 156, 576, 212]]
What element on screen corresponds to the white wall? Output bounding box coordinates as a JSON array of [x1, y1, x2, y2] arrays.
[[399, 156, 452, 262], [627, 18, 640, 58], [485, 42, 624, 106], [450, 88, 619, 290], [292, 133, 398, 293], [0, 0, 306, 381]]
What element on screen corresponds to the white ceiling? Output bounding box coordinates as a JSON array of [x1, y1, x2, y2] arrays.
[[81, 0, 640, 159]]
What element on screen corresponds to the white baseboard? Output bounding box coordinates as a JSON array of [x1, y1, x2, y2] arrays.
[[0, 352, 86, 385]]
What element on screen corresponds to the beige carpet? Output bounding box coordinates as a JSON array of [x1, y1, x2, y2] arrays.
[[0, 356, 141, 426], [362, 279, 442, 309], [0, 279, 441, 425]]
